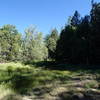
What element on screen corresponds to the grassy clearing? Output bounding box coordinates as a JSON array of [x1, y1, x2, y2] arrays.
[[0, 62, 99, 100]]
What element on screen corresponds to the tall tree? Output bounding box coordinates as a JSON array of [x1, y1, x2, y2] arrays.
[[56, 11, 81, 63], [56, 25, 77, 63], [45, 28, 59, 60], [90, 2, 100, 64], [71, 11, 81, 27], [23, 26, 48, 62], [0, 24, 22, 61], [77, 15, 91, 64]]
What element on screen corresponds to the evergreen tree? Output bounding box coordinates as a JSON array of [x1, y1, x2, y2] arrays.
[[90, 2, 100, 64], [56, 11, 81, 63], [77, 15, 91, 64], [71, 11, 81, 27], [45, 28, 59, 60]]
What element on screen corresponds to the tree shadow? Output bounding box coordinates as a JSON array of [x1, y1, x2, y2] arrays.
[[58, 91, 96, 100], [25, 61, 100, 74], [10, 73, 34, 94], [0, 68, 34, 94]]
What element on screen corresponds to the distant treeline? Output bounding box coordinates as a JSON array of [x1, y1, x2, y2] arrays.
[[0, 1, 100, 65]]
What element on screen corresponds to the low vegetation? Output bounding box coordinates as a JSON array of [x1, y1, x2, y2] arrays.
[[0, 62, 99, 100]]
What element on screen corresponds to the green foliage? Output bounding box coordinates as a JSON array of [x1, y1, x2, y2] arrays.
[[45, 28, 59, 60], [55, 2, 100, 64], [0, 63, 34, 94], [0, 25, 48, 63], [0, 24, 22, 61], [90, 2, 100, 64], [70, 10, 81, 27], [22, 26, 48, 62], [0, 62, 99, 99], [0, 2, 100, 65]]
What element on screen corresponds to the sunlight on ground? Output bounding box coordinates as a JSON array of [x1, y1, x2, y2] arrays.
[[0, 62, 99, 100]]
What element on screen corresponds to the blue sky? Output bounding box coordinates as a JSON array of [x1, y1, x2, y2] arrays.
[[0, 0, 99, 34]]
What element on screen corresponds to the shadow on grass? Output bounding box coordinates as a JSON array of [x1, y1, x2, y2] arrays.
[[0, 61, 100, 98], [25, 61, 100, 74], [58, 91, 97, 100], [11, 74, 34, 94], [0, 68, 34, 94]]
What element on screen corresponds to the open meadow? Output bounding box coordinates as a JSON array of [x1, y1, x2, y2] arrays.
[[0, 62, 99, 100], [0, 0, 100, 100]]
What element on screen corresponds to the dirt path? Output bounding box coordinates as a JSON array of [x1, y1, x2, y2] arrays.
[[21, 78, 100, 100]]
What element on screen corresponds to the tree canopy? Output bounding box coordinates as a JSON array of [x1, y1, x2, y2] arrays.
[[0, 1, 100, 65]]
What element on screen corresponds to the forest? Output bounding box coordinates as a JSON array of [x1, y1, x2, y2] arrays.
[[0, 1, 100, 100], [0, 2, 100, 65]]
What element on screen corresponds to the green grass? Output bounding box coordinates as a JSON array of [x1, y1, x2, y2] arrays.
[[0, 62, 72, 93], [0, 62, 99, 99]]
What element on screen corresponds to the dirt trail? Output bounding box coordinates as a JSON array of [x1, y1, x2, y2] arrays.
[[21, 78, 100, 100]]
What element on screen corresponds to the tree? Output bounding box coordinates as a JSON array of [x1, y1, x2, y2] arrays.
[[23, 26, 48, 62], [55, 25, 75, 63], [77, 15, 91, 64], [56, 11, 81, 63], [45, 28, 59, 60], [0, 24, 22, 61], [90, 2, 100, 64], [71, 11, 81, 27]]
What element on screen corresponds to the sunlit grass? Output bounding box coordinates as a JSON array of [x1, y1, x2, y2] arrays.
[[0, 62, 99, 99], [0, 62, 74, 93], [0, 83, 15, 99]]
